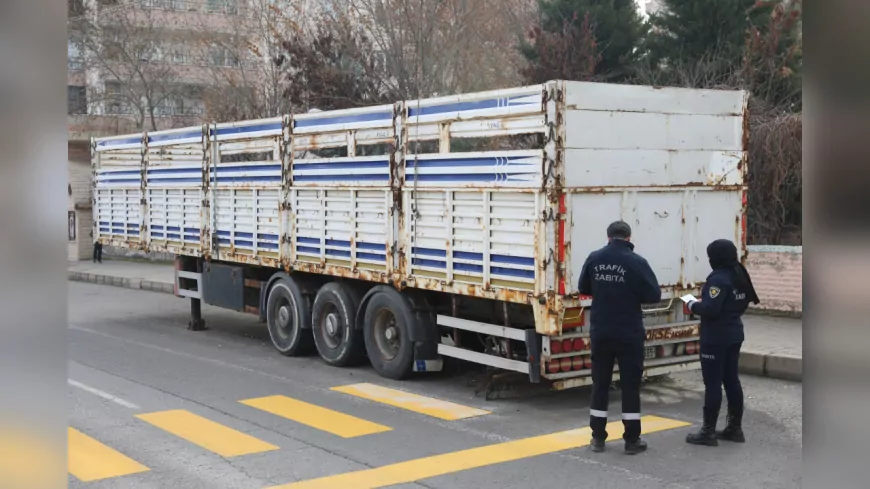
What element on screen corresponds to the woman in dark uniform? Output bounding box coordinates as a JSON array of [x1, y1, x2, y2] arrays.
[[685, 239, 760, 446]]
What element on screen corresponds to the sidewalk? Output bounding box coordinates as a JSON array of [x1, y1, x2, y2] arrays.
[[68, 258, 802, 382]]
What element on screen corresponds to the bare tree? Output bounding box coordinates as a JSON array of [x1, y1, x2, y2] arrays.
[[194, 0, 315, 121], [69, 0, 192, 131], [330, 0, 533, 100]]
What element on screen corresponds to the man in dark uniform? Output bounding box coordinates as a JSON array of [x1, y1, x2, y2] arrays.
[[578, 221, 662, 454]]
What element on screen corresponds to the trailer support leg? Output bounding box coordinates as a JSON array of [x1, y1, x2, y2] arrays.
[[187, 259, 207, 331]]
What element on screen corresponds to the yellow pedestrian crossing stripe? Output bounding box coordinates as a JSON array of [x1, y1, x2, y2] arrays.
[[270, 415, 690, 489], [67, 427, 149, 482], [135, 409, 280, 457], [240, 395, 392, 438], [331, 383, 490, 421]]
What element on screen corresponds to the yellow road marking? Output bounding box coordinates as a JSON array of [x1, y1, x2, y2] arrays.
[[135, 410, 279, 457], [240, 395, 392, 438], [331, 383, 490, 421], [67, 427, 149, 482], [270, 415, 690, 489]]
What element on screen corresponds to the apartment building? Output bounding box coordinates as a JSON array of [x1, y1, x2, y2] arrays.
[[66, 0, 271, 259]]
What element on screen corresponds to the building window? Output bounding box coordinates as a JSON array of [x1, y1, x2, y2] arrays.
[[68, 86, 88, 115], [206, 0, 237, 15]]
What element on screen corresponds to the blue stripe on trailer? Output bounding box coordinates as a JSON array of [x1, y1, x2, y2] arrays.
[[294, 111, 392, 129], [151, 232, 164, 238], [326, 239, 351, 247], [297, 237, 319, 245], [492, 254, 535, 266], [218, 238, 231, 245], [99, 178, 142, 184], [149, 130, 203, 144], [183, 235, 199, 241], [148, 177, 202, 184], [408, 95, 537, 117], [325, 249, 351, 258], [412, 247, 447, 258], [258, 242, 279, 250], [167, 233, 181, 240], [412, 258, 446, 269], [233, 239, 254, 247], [453, 250, 482, 261], [409, 173, 530, 182], [357, 242, 385, 251], [235, 232, 254, 238], [454, 262, 483, 274], [357, 252, 386, 262], [148, 167, 202, 175], [184, 227, 199, 234], [216, 230, 231, 237], [258, 233, 279, 240], [215, 122, 282, 136], [100, 169, 141, 176], [96, 136, 143, 148], [492, 267, 535, 279], [210, 176, 282, 183], [404, 156, 533, 168], [293, 174, 388, 182], [293, 161, 389, 171], [296, 246, 320, 254]]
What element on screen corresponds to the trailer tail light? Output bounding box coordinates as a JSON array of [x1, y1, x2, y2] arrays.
[[561, 339, 574, 353], [584, 355, 593, 369], [686, 341, 698, 355], [682, 302, 692, 316], [573, 337, 586, 352], [551, 340, 562, 354], [559, 357, 572, 372], [562, 307, 585, 330], [572, 356, 584, 371]]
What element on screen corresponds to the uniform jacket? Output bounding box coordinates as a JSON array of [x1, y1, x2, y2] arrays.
[[578, 240, 662, 342], [691, 268, 750, 345]]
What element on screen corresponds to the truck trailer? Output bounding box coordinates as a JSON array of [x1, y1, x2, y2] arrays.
[[92, 80, 748, 390]]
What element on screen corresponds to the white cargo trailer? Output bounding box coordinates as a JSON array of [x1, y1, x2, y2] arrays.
[[93, 80, 748, 390]]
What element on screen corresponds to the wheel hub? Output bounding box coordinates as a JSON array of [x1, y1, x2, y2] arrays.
[[325, 313, 339, 336], [278, 305, 291, 328], [385, 326, 396, 341]]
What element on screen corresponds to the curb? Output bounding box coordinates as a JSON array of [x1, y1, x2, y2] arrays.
[[68, 270, 175, 295], [739, 350, 802, 382]]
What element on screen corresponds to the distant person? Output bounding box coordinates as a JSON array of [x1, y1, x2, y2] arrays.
[[578, 221, 662, 454], [91, 230, 102, 263], [685, 239, 760, 446]]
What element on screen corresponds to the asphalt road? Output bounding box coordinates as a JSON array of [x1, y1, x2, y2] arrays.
[[68, 282, 802, 489]]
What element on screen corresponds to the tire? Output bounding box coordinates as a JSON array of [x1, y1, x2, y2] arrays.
[[265, 277, 314, 356], [363, 289, 416, 380], [312, 282, 366, 367]]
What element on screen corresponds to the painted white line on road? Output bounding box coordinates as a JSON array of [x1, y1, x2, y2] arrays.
[[68, 379, 140, 409]]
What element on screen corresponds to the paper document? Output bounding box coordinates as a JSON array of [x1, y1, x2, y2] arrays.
[[680, 294, 698, 304]]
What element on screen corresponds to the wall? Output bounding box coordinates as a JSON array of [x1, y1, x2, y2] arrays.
[[745, 245, 802, 316], [68, 147, 94, 261]]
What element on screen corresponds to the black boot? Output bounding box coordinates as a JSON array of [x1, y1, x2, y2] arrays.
[[716, 407, 745, 443], [624, 438, 647, 455], [588, 438, 606, 453], [686, 408, 719, 446]]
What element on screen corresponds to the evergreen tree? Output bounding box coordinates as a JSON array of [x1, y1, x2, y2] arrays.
[[646, 0, 773, 72], [522, 0, 648, 81]]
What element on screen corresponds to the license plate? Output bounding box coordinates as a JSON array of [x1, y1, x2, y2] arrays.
[[644, 346, 656, 359]]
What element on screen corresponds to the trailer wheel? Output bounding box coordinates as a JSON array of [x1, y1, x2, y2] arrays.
[[266, 277, 314, 356], [363, 289, 415, 380], [312, 282, 365, 367]]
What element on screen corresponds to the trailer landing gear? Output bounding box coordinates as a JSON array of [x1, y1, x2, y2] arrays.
[[188, 296, 207, 331]]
